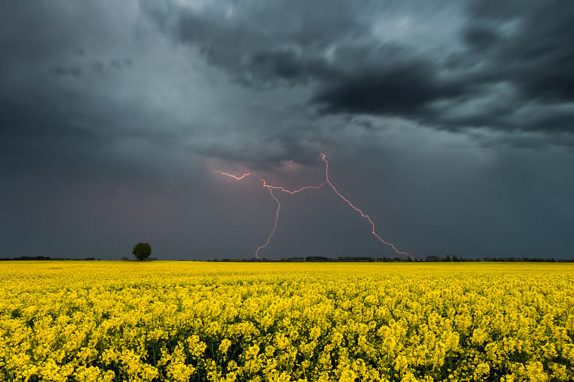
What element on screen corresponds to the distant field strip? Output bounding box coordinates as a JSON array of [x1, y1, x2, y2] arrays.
[[1, 262, 573, 381]]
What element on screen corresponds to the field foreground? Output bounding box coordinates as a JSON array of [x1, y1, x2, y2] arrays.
[[1, 261, 573, 381]]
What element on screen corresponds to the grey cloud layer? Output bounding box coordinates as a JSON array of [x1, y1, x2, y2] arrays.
[[3, 0, 573, 170], [1, 0, 573, 259], [144, 0, 574, 136]]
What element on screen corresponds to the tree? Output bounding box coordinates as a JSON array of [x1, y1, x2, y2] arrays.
[[132, 242, 152, 261]]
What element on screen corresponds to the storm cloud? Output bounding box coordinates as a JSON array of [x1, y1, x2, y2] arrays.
[[144, 0, 574, 135], [0, 0, 573, 259]]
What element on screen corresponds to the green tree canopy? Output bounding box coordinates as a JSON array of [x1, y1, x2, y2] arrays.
[[132, 242, 152, 261]]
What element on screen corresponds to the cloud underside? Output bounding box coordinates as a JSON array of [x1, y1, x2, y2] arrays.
[[1, 0, 574, 259], [1, 0, 573, 171], [143, 0, 574, 136]]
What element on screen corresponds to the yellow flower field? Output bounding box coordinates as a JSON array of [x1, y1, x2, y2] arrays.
[[1, 261, 573, 381]]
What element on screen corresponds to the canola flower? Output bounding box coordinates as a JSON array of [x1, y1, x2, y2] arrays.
[[1, 261, 573, 381]]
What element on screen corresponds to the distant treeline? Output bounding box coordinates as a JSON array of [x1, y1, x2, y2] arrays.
[[0, 256, 98, 261], [1, 255, 572, 262], [213, 256, 574, 262]]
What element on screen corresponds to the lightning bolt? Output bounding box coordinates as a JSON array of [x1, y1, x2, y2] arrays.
[[216, 153, 412, 260], [214, 171, 252, 181], [320, 153, 412, 260], [254, 178, 326, 257], [254, 186, 280, 257]]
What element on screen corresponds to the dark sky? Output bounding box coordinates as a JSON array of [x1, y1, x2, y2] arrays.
[[1, 0, 573, 259]]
